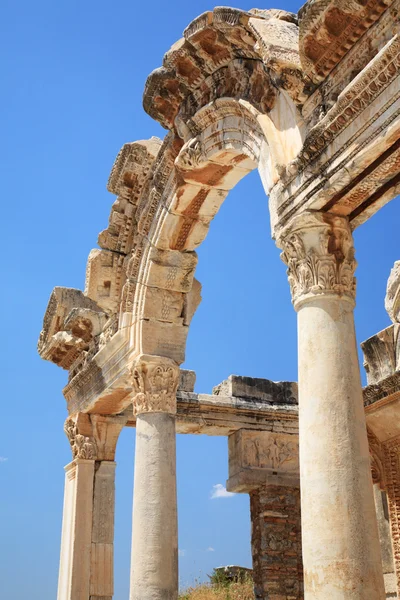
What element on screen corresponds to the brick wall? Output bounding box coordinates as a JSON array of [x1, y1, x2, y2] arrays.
[[250, 485, 303, 599]]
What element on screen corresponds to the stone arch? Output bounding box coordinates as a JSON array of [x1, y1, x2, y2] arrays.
[[46, 6, 309, 384], [123, 99, 268, 365], [110, 7, 308, 367], [143, 7, 307, 130]]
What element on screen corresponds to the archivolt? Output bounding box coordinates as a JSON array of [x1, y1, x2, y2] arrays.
[[94, 8, 308, 366], [121, 99, 266, 364]]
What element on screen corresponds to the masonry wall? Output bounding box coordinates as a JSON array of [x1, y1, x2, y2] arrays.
[[250, 485, 303, 600]]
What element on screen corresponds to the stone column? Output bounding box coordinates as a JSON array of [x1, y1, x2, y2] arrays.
[[227, 429, 303, 599], [278, 211, 385, 599], [58, 413, 126, 600], [129, 354, 180, 600]]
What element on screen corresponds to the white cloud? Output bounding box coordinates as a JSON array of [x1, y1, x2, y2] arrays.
[[206, 547, 215, 552], [0, 457, 8, 463], [178, 549, 186, 557], [210, 483, 235, 499]]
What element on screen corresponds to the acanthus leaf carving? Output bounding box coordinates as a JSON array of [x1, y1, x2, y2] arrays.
[[130, 354, 180, 416], [64, 417, 97, 460], [279, 211, 357, 308]]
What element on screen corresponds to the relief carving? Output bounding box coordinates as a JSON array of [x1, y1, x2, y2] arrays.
[[130, 355, 180, 415], [64, 417, 97, 460], [243, 434, 298, 471], [279, 211, 357, 308]]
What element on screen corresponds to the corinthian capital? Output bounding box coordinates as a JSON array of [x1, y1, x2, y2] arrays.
[[131, 354, 180, 416], [64, 416, 97, 460], [278, 211, 357, 309]]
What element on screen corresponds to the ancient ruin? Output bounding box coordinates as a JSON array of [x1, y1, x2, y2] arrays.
[[38, 2, 400, 599]]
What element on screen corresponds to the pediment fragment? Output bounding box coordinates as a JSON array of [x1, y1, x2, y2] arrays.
[[38, 287, 107, 369]]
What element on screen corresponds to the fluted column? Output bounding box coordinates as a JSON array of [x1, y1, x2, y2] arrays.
[[129, 354, 180, 600], [278, 211, 385, 599], [58, 413, 126, 600]]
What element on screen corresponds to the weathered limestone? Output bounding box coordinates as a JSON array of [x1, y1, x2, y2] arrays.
[[58, 414, 126, 600], [227, 429, 303, 599], [362, 264, 400, 599], [38, 3, 400, 599], [129, 355, 180, 600], [279, 211, 385, 599], [38, 287, 107, 370], [373, 484, 397, 599]]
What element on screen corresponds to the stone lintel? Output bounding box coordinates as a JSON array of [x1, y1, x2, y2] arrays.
[[124, 389, 299, 437], [178, 369, 196, 392], [362, 325, 399, 386], [212, 375, 298, 405], [365, 389, 400, 444], [227, 430, 299, 493], [364, 371, 400, 408]]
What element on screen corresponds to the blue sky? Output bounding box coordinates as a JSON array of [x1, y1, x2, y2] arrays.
[[1, 1, 399, 598]]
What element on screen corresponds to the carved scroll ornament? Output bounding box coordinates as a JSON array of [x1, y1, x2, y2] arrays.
[[64, 418, 97, 460], [279, 211, 357, 309], [131, 355, 180, 416]]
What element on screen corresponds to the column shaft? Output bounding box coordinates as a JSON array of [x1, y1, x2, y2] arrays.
[[90, 461, 116, 600], [298, 298, 384, 598], [58, 414, 124, 600], [130, 412, 178, 600], [279, 211, 385, 599], [58, 460, 95, 600]]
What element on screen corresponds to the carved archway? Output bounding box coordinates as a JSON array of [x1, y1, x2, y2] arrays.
[[98, 7, 305, 370]]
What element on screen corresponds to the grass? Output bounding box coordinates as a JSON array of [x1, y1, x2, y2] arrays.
[[179, 578, 254, 599]]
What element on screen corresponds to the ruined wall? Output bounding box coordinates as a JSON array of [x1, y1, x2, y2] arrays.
[[250, 485, 303, 600]]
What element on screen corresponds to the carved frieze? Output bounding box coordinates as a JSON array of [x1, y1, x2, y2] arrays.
[[228, 429, 299, 492], [100, 138, 162, 256], [130, 354, 180, 416], [361, 325, 399, 386], [299, 0, 394, 84], [243, 434, 297, 471], [279, 211, 357, 309], [298, 36, 400, 169]]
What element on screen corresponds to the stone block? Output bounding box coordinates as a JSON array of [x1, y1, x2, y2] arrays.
[[127, 245, 198, 293], [169, 182, 227, 219], [132, 284, 185, 324], [213, 375, 298, 405], [227, 429, 299, 493], [183, 278, 202, 325], [148, 205, 210, 252], [85, 249, 125, 315], [178, 369, 196, 392], [361, 325, 399, 385], [135, 319, 189, 365]]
